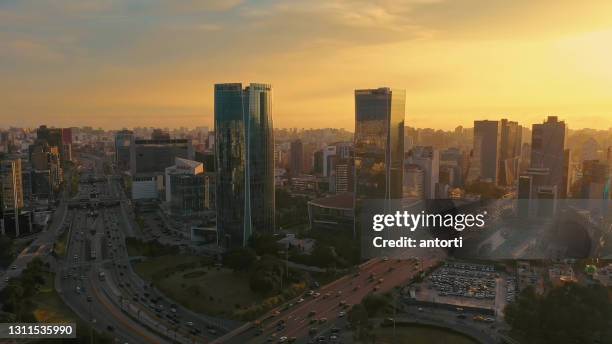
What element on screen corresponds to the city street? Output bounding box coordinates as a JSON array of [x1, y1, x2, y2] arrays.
[[217, 255, 440, 344]]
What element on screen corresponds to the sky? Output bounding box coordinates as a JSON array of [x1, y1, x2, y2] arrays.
[[1, 0, 612, 130]]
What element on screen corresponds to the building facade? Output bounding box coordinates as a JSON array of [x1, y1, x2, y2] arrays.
[[215, 83, 275, 248]]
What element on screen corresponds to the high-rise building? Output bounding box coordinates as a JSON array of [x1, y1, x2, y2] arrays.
[[472, 120, 501, 184], [334, 158, 354, 194], [28, 141, 62, 190], [129, 138, 193, 175], [581, 160, 610, 199], [403, 163, 424, 199], [406, 146, 439, 199], [322, 145, 337, 177], [164, 157, 206, 216], [498, 119, 522, 186], [354, 87, 405, 238], [531, 116, 568, 197], [36, 125, 71, 163], [1, 158, 24, 236], [114, 130, 134, 172], [215, 83, 275, 248], [289, 139, 303, 177]]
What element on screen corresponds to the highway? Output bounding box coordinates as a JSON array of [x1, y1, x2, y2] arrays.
[[220, 254, 441, 344], [54, 155, 238, 343], [0, 191, 68, 291]]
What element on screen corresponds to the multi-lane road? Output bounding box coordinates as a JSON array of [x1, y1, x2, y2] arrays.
[[54, 157, 237, 343], [219, 254, 440, 344], [4, 153, 442, 344]]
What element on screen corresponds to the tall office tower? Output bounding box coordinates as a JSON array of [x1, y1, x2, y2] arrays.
[[322, 145, 337, 177], [472, 120, 501, 184], [313, 149, 324, 175], [0, 158, 24, 236], [164, 158, 206, 216], [289, 139, 304, 176], [498, 119, 522, 186], [531, 116, 568, 197], [581, 138, 599, 162], [129, 138, 193, 175], [215, 83, 275, 248], [440, 147, 465, 187], [114, 130, 134, 172], [36, 125, 72, 163], [406, 146, 439, 199], [581, 160, 610, 199], [334, 158, 354, 194], [354, 87, 405, 218]]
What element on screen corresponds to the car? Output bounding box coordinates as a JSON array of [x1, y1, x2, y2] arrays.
[[297, 298, 305, 303], [186, 321, 194, 327], [11, 265, 17, 270], [313, 292, 320, 298], [318, 317, 327, 324], [338, 311, 346, 318], [278, 336, 288, 343], [4, 277, 9, 282]]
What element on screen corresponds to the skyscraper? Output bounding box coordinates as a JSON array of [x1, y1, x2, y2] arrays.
[[406, 146, 439, 199], [354, 87, 405, 240], [289, 139, 303, 177], [114, 130, 134, 172], [472, 120, 501, 184], [215, 83, 275, 248], [531, 116, 568, 197], [498, 119, 522, 186], [0, 158, 24, 236]]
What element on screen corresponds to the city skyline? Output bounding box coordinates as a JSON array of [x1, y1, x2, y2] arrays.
[[1, 1, 612, 130]]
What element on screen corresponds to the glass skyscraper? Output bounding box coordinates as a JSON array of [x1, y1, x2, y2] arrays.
[[354, 87, 405, 201], [215, 83, 275, 248], [354, 88, 405, 243]]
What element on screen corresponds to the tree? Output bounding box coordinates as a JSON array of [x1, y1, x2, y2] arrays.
[[223, 248, 257, 271], [505, 284, 612, 344], [348, 304, 370, 339], [0, 236, 14, 268], [249, 256, 283, 294], [250, 233, 280, 257], [362, 293, 390, 317]]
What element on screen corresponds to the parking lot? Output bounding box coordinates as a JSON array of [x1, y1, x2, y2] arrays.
[[413, 262, 508, 311]]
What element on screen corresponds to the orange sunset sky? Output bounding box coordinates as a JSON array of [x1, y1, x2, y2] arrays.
[[1, 0, 612, 130]]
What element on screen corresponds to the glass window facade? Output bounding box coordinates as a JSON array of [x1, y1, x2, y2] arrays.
[[215, 83, 275, 248], [354, 88, 405, 243], [354, 87, 405, 201]]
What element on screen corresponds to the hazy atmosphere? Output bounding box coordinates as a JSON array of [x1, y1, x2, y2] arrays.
[[1, 0, 612, 129]]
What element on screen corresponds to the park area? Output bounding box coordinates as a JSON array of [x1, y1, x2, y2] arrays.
[[369, 324, 479, 344], [134, 254, 304, 320]]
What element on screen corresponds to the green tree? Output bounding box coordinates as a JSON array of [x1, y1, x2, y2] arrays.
[[249, 256, 283, 294], [362, 293, 390, 317], [505, 284, 612, 344], [223, 248, 257, 271]]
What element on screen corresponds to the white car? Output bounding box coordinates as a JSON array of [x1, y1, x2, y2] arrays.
[[338, 311, 346, 318], [297, 298, 305, 303]]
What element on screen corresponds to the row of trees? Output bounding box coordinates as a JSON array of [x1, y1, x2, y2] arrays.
[[0, 258, 46, 321], [505, 283, 612, 344]]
